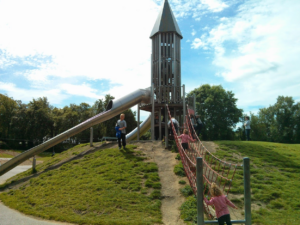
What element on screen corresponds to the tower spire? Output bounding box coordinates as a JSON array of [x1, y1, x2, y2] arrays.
[[150, 0, 183, 39]]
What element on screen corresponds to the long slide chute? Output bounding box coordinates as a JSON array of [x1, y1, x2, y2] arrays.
[[0, 88, 151, 176]]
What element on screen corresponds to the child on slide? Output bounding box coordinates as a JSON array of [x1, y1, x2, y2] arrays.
[[177, 129, 195, 151], [204, 182, 238, 225]]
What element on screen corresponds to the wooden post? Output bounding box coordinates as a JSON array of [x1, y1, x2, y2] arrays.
[[32, 155, 36, 171], [137, 104, 140, 141], [197, 157, 204, 225], [183, 84, 186, 126], [90, 127, 93, 147], [193, 93, 196, 113], [244, 157, 251, 225], [159, 108, 161, 140], [165, 105, 168, 148], [151, 84, 155, 140]]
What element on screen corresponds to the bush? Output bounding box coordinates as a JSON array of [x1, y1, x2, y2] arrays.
[[174, 162, 185, 177], [180, 185, 194, 197], [150, 190, 161, 199], [179, 180, 186, 185]]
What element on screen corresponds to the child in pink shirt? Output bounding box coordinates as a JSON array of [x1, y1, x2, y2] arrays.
[[177, 129, 195, 151], [204, 182, 238, 225]]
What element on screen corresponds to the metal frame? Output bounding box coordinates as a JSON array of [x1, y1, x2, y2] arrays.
[[197, 157, 251, 225]]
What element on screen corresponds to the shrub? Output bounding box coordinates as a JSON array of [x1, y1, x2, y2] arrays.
[[179, 180, 186, 185], [180, 185, 194, 197], [174, 162, 185, 177]]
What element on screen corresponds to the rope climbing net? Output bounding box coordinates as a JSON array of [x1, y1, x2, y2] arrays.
[[166, 104, 242, 218]]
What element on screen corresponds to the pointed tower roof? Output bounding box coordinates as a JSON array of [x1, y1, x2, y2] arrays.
[[150, 0, 183, 39]]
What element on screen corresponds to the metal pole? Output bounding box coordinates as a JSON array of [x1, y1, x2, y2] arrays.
[[193, 93, 196, 114], [151, 84, 155, 140], [243, 157, 251, 225], [165, 105, 168, 148], [90, 127, 93, 147], [183, 84, 186, 126], [32, 155, 36, 171], [197, 157, 204, 225], [137, 104, 140, 141]]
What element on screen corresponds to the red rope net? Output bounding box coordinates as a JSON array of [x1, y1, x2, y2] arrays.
[[166, 104, 241, 218]]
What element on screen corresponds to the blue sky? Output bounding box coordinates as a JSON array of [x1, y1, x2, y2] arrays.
[[0, 0, 299, 122]]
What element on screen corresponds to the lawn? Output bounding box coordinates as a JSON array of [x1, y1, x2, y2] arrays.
[[0, 152, 13, 158], [179, 141, 300, 225], [0, 144, 162, 225], [214, 141, 300, 225]]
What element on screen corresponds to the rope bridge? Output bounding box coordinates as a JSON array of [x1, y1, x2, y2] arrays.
[[166, 104, 242, 218]]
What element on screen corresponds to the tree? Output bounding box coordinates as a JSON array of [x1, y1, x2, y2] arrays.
[[26, 97, 54, 145], [250, 96, 300, 143], [92, 94, 137, 139], [0, 94, 18, 138], [187, 85, 243, 140]]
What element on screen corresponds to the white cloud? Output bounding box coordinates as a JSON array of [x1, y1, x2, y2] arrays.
[[58, 83, 103, 99], [191, 29, 196, 36], [0, 0, 158, 101], [191, 38, 206, 49], [171, 0, 231, 21], [200, 0, 228, 12], [0, 82, 69, 104], [195, 0, 300, 107]]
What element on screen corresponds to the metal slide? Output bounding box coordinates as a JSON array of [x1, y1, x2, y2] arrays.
[[126, 114, 151, 141], [0, 88, 152, 176]]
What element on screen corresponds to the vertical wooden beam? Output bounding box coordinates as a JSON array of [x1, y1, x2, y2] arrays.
[[173, 33, 176, 102], [159, 108, 162, 140], [151, 84, 155, 140], [197, 157, 204, 225], [183, 84, 186, 127], [179, 36, 181, 88], [158, 33, 161, 103], [90, 127, 93, 147], [137, 104, 140, 141], [244, 157, 252, 225], [165, 105, 168, 148], [32, 155, 36, 171]]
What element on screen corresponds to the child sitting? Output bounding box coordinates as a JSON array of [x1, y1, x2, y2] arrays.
[[177, 129, 195, 151], [204, 182, 238, 225]]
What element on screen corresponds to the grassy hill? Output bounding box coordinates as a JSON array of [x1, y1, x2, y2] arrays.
[[180, 141, 300, 225], [0, 143, 162, 225], [2, 141, 300, 225]]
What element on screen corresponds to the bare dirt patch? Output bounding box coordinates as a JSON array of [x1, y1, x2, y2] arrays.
[[131, 141, 187, 225]]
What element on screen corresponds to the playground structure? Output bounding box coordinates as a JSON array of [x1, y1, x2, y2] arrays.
[[0, 0, 251, 224]]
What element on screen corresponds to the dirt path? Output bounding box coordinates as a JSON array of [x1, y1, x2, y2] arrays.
[[133, 141, 187, 225]]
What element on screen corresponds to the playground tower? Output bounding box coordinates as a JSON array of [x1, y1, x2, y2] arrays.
[[140, 0, 184, 144], [150, 0, 183, 103]]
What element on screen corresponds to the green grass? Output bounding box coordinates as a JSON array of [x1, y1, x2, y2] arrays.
[[0, 153, 13, 158], [214, 141, 300, 225], [1, 143, 99, 185], [0, 144, 162, 225], [174, 162, 186, 177], [180, 185, 194, 197], [0, 150, 53, 160], [177, 141, 300, 225]]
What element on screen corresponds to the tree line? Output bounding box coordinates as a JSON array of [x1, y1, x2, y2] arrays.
[[189, 85, 300, 143], [238, 96, 300, 143], [0, 94, 136, 150], [1, 84, 299, 150]]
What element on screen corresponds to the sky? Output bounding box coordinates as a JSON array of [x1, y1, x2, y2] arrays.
[[0, 0, 299, 122]]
